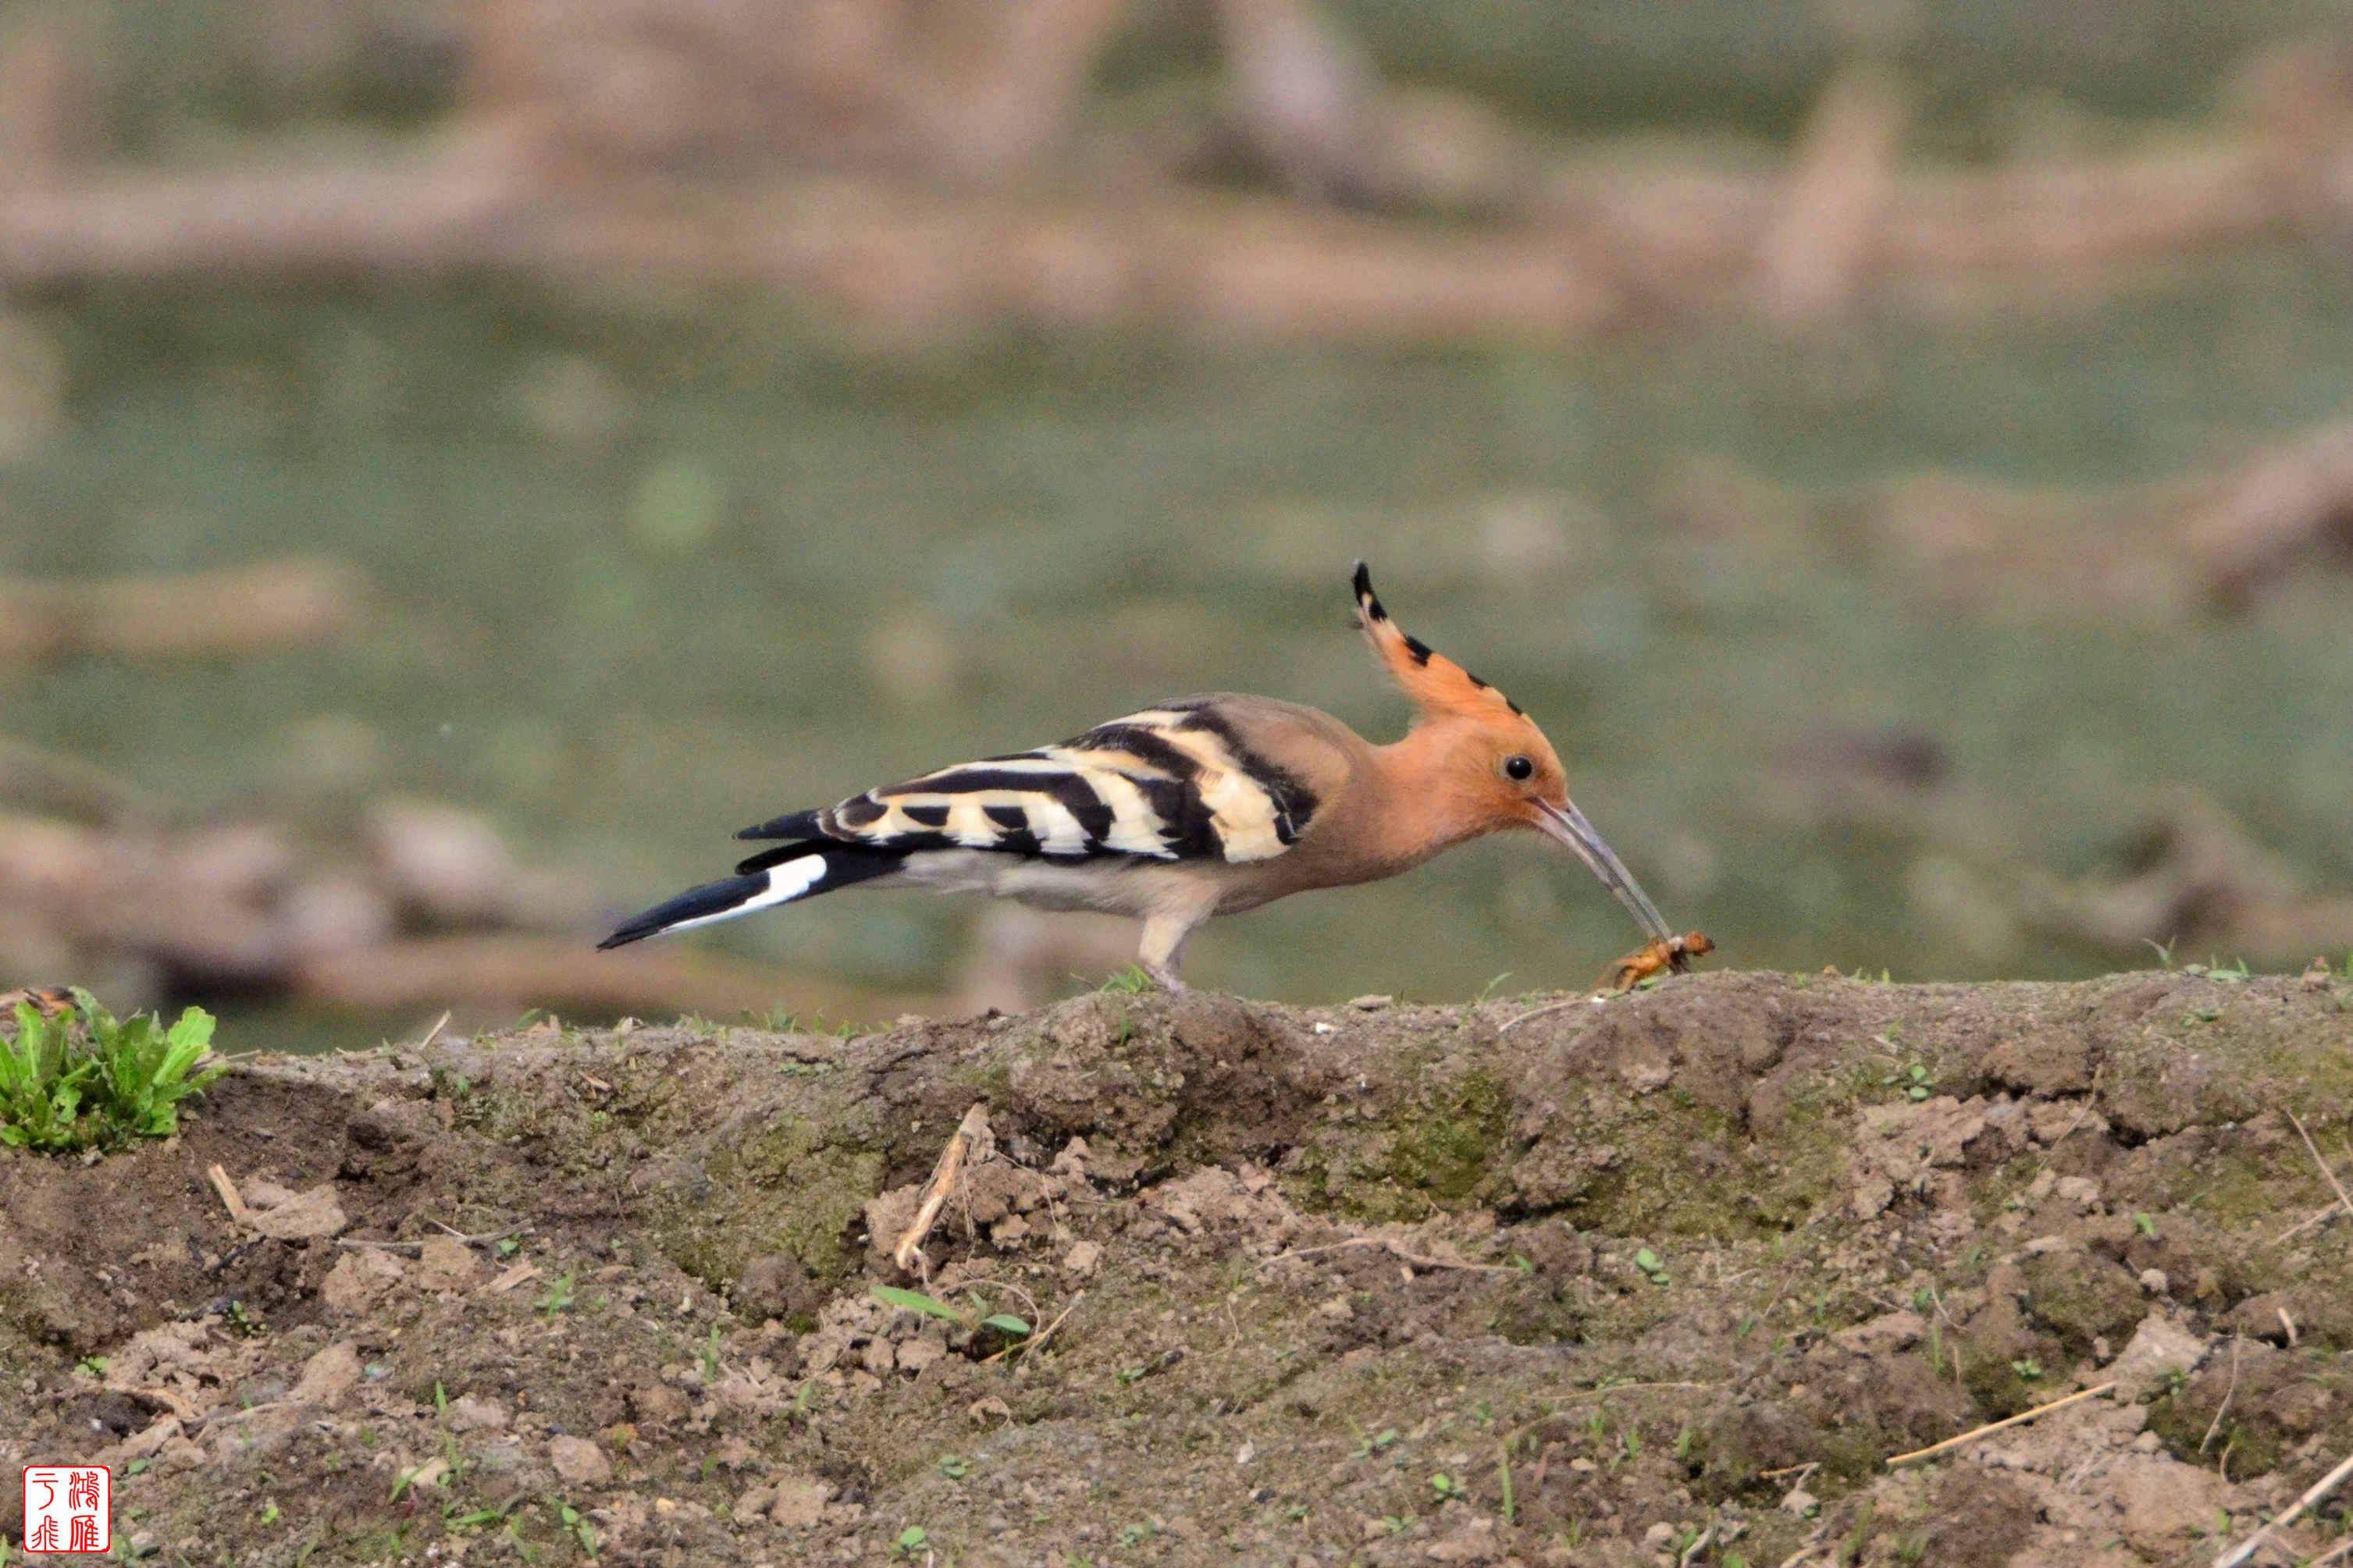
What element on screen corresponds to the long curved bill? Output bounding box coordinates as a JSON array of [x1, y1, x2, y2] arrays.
[[1535, 799, 1675, 946]]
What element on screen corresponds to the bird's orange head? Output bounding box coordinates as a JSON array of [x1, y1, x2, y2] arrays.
[[1351, 562, 1674, 944]]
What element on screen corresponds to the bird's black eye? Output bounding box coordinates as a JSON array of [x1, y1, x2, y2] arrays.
[[1503, 755, 1535, 781]]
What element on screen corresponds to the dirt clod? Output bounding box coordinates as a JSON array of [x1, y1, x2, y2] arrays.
[[547, 1433, 612, 1484]]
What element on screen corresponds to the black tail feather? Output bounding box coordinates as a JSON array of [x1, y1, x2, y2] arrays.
[[598, 842, 910, 949], [598, 873, 770, 948], [737, 809, 824, 842]]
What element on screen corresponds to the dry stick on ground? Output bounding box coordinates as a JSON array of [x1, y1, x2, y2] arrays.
[[1777, 1533, 1833, 1568], [1885, 1381, 2116, 1467], [429, 1218, 531, 1250], [2202, 1336, 2243, 1454], [2309, 1533, 2353, 1568], [336, 1223, 529, 1257], [995, 1289, 1085, 1366], [1499, 995, 1601, 1033], [1676, 1522, 1719, 1568], [2212, 1445, 2353, 1568], [893, 1102, 992, 1274], [938, 1275, 1041, 1328], [1261, 1235, 1519, 1275], [2274, 1199, 2348, 1244], [2053, 1064, 2106, 1143], [205, 1164, 253, 1226], [2288, 1108, 2353, 1221]]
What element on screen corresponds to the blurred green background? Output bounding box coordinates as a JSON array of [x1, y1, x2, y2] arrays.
[[2, 0, 2348, 1050]]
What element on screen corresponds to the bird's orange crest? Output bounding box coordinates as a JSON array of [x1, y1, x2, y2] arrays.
[[1351, 561, 1528, 726]]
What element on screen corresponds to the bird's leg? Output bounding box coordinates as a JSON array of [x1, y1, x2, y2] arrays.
[[1137, 905, 1209, 992]]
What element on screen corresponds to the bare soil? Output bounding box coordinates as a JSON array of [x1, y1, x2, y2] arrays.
[[5, 969, 2351, 1567]]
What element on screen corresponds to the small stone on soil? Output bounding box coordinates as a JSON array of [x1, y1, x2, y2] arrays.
[[547, 1433, 612, 1484], [2107, 1313, 2209, 1399]]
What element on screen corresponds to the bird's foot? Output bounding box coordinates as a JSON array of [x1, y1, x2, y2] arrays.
[[1141, 959, 1190, 992]]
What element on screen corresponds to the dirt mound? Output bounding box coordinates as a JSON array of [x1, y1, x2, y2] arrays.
[[4, 969, 2351, 1566]]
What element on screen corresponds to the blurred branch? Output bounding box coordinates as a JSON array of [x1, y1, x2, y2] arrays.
[[0, 121, 535, 282], [0, 8, 98, 191], [1756, 62, 1908, 324], [1558, 140, 2286, 313], [2183, 421, 2353, 601], [465, 0, 1122, 185], [0, 560, 361, 660], [522, 178, 1623, 339], [2011, 788, 2353, 964], [0, 739, 163, 829], [1654, 428, 2353, 615], [1212, 0, 1382, 204], [0, 11, 2344, 337]]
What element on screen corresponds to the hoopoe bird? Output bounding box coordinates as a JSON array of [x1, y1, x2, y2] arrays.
[[601, 564, 1677, 990]]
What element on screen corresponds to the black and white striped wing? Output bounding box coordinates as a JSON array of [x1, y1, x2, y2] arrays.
[[736, 700, 1319, 866]]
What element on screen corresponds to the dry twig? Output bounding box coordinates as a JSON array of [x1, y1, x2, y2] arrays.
[[205, 1163, 252, 1226], [2212, 1445, 2353, 1568], [430, 1218, 530, 1250], [2287, 1110, 2353, 1225], [1499, 995, 1601, 1033], [2052, 1064, 2106, 1143], [2308, 1533, 2353, 1567], [1885, 1381, 2116, 1467], [2202, 1336, 2241, 1454], [1261, 1235, 1518, 1275], [1009, 1289, 1084, 1364], [894, 1103, 992, 1273], [2274, 1200, 2348, 1244], [482, 1260, 539, 1293], [336, 1222, 526, 1257]]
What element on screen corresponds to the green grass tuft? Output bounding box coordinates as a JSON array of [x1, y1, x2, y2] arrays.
[[0, 989, 224, 1153]]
